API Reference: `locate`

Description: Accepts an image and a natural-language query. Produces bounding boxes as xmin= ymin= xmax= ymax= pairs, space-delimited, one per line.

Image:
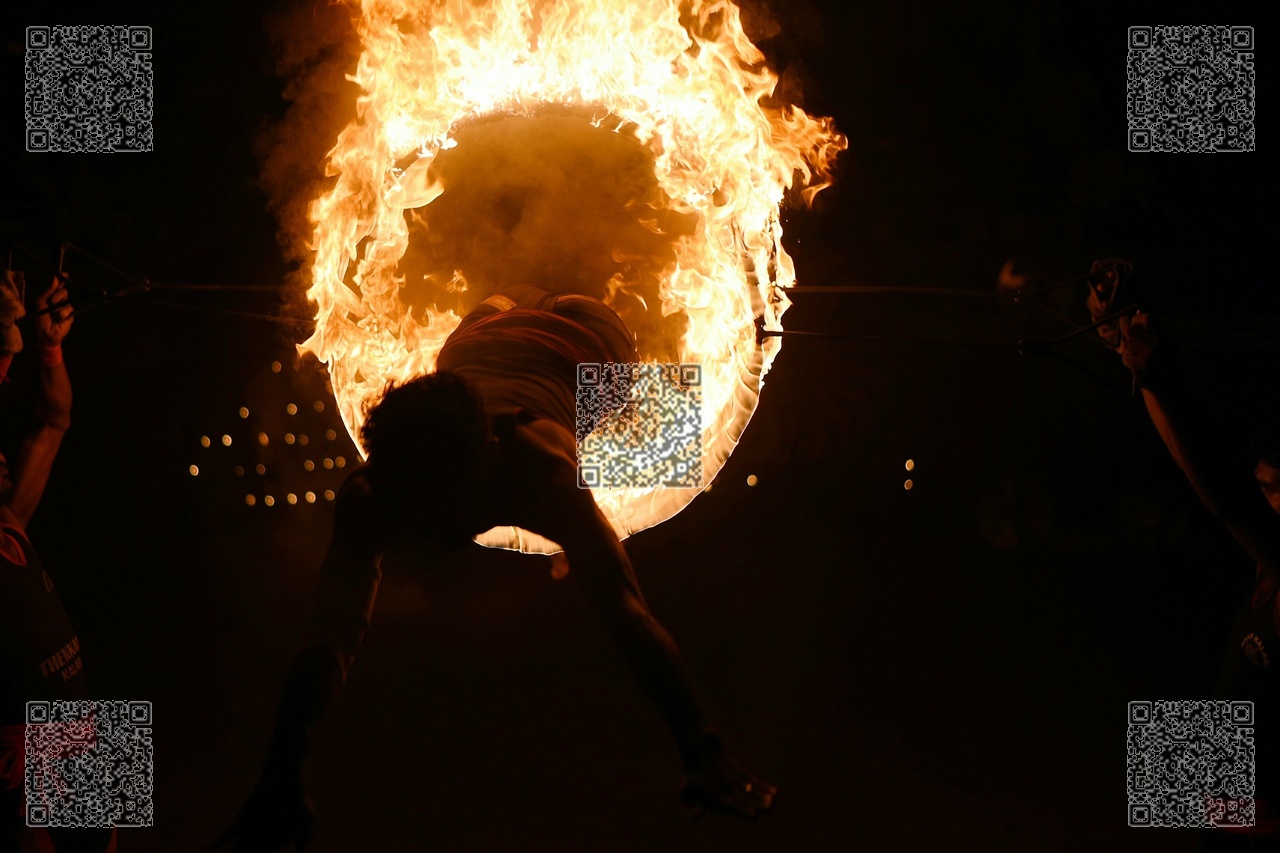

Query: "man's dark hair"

xmin=361 ymin=371 xmax=490 ymax=496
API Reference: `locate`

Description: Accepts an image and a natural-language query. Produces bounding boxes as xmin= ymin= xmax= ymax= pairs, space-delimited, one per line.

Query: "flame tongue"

xmin=301 ymin=0 xmax=846 ymax=552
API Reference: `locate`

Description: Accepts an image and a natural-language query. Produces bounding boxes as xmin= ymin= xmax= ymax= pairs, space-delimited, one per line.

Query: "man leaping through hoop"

xmin=219 ymin=283 xmax=776 ymax=852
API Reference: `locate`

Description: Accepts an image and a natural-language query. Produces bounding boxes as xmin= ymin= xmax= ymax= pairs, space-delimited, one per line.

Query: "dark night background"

xmin=1 ymin=0 xmax=1276 ymax=850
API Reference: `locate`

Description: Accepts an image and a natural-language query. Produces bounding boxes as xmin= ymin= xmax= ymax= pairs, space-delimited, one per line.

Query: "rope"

xmin=130 ymin=297 xmax=309 ymax=325
xmin=12 ymin=240 xmax=1140 ymax=389
xmin=785 ymin=285 xmax=998 ymax=298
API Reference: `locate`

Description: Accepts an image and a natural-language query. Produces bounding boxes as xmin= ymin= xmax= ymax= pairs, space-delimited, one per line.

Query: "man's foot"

xmin=679 ymin=736 xmax=777 ymax=818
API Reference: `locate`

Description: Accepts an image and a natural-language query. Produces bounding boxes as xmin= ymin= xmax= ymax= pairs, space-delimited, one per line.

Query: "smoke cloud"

xmin=400 ymin=113 xmax=696 ymax=362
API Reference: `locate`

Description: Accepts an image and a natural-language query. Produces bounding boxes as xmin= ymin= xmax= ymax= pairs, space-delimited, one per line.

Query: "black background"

xmin=1 ymin=1 xmax=1275 ymax=850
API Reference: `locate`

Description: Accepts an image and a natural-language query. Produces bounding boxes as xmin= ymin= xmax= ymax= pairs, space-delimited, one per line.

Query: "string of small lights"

xmin=187 ymin=357 xmax=356 ymax=510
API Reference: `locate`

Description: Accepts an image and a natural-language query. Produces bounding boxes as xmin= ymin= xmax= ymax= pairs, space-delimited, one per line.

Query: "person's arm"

xmin=527 ymin=424 xmax=774 ymax=816
xmin=1140 ymin=385 xmax=1280 ymax=574
xmin=1122 ymin=314 xmax=1280 ymax=575
xmin=559 ymin=491 xmax=719 ymax=761
xmin=10 ymin=277 xmax=73 ymax=530
xmin=217 ymin=470 xmax=388 ymax=852
xmin=268 ymin=471 xmax=387 ymax=767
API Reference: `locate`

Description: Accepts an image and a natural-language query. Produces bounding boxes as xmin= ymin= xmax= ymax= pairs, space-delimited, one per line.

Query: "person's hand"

xmin=679 ymin=736 xmax=777 ymax=819
xmin=214 ymin=754 xmax=314 ymax=853
xmin=35 ymin=277 xmax=73 ymax=348
xmin=1119 ymin=311 xmax=1158 ymax=379
xmin=1086 ymin=259 xmax=1134 ymax=349
xmin=0 ymin=270 xmax=26 ymax=354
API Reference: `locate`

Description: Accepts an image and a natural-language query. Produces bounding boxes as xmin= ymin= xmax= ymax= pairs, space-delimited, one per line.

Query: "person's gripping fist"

xmin=35 ymin=276 xmax=73 ymax=348
xmin=1086 ymin=259 xmax=1134 ymax=349
xmin=0 ymin=270 xmax=27 ymax=354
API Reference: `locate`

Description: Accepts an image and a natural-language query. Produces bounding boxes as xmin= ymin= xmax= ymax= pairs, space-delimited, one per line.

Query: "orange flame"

xmin=300 ymin=0 xmax=846 ymax=552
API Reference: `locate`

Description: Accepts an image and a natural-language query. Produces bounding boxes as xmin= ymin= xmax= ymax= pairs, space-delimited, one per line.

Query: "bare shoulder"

xmin=503 ymin=418 xmax=604 ymax=545
xmin=508 ymin=418 xmax=578 ymax=482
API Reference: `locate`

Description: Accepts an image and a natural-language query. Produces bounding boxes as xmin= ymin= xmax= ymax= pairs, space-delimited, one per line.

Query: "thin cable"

xmin=131 ymin=297 xmax=309 ymax=325
xmin=1036 ymin=304 xmax=1139 ymax=346
xmin=140 ymin=283 xmax=290 ymax=292
xmin=786 ymin=285 xmax=998 ymax=298
xmin=1036 ymin=271 xmax=1096 ymax=297
xmin=61 ymin=242 xmax=147 ymax=287
xmin=62 ymin=244 xmax=292 ymax=294
xmin=1026 ymin=300 xmax=1118 ymax=354
xmin=758 ymin=328 xmax=1021 ymax=349
xmin=1035 ymin=346 xmax=1133 ymax=399
xmin=7 ymin=243 xmax=90 ymax=290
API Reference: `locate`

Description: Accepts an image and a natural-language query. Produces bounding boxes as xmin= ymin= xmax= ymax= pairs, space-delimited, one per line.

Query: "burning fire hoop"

xmin=299 ymin=0 xmax=846 ymax=553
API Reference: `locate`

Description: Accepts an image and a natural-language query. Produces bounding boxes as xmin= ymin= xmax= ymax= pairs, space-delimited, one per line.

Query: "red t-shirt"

xmin=0 ymin=525 xmax=89 ymax=726
xmin=436 ymin=288 xmax=637 ymax=436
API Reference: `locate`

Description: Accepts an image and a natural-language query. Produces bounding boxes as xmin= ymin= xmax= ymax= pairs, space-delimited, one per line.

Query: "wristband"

xmin=40 ymin=344 xmax=63 ymax=367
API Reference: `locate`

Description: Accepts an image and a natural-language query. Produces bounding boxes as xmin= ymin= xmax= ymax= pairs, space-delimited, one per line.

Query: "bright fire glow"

xmin=299 ymin=0 xmax=846 ymax=552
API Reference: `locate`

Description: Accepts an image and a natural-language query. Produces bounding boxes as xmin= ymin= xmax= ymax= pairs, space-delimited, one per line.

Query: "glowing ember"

xmin=299 ymin=0 xmax=846 ymax=552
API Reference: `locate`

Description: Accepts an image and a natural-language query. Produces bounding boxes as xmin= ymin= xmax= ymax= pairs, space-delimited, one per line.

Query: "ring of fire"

xmin=299 ymin=0 xmax=846 ymax=553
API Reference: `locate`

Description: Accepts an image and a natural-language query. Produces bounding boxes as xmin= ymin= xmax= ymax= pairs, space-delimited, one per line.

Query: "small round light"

xmin=323 ymin=458 xmax=334 ymax=469
xmin=287 ymin=493 xmax=298 ymax=505
xmin=239 ymin=407 xmax=250 ymax=419
xmin=904 ymin=479 xmax=914 ymax=491
xmin=188 ymin=465 xmax=199 ymax=477
xmin=255 ymin=464 xmax=266 ymax=475
xmin=264 ymin=495 xmax=276 ymax=507
xmin=325 ymin=429 xmax=337 ymax=441
xmin=234 ymin=466 xmax=245 ymax=477
xmin=286 ymin=403 xmax=298 ymax=415
xmin=335 ymin=456 xmax=346 ymax=468
xmin=271 ymin=360 xmax=282 ymax=373
xmin=305 ymin=491 xmax=317 ymax=504
xmin=221 ymin=435 xmax=232 ymax=447
xmin=323 ymin=490 xmax=335 ymax=501
xmin=313 ymin=400 xmax=325 ymax=412
xmin=746 ymin=474 xmax=758 ymax=487
xmin=200 ymin=436 xmax=211 ymax=448
xmin=304 ymin=460 xmax=315 ymax=472
xmin=298 ymin=434 xmax=309 ymax=446
xmin=258 ymin=433 xmax=269 ymax=447
xmin=245 ymin=494 xmax=256 ymax=507
xmin=285 ymin=434 xmax=296 ymax=445
xmin=905 ymin=459 xmax=915 ymax=472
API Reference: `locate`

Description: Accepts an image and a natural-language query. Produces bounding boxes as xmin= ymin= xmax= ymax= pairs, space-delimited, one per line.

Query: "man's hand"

xmin=1119 ymin=311 xmax=1158 ymax=379
xmin=35 ymin=276 xmax=73 ymax=347
xmin=214 ymin=754 xmax=315 ymax=853
xmin=678 ymin=734 xmax=777 ymax=819
xmin=1086 ymin=258 xmax=1134 ymax=349
xmin=0 ymin=270 xmax=26 ymax=354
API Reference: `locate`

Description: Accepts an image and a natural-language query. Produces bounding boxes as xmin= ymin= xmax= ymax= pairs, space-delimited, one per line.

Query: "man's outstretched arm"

xmin=269 ymin=471 xmax=387 ymax=766
xmin=1120 ymin=314 xmax=1280 ymax=576
xmin=551 ymin=478 xmax=776 ymax=817
xmin=9 ymin=277 xmax=73 ymax=530
xmin=217 ymin=470 xmax=388 ymax=853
